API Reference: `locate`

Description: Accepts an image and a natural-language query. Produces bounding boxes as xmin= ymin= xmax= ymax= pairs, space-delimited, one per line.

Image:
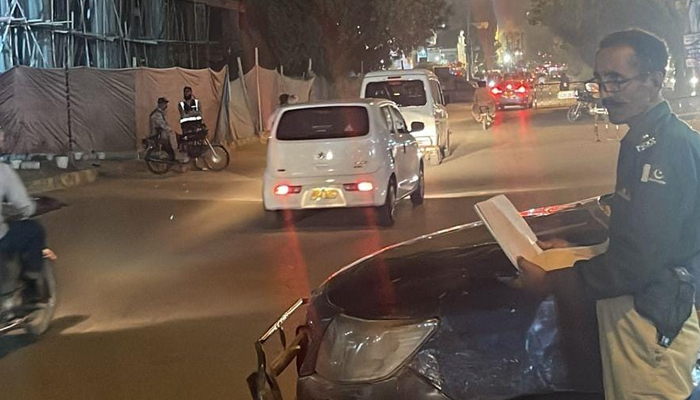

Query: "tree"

xmin=256 ymin=0 xmax=449 ymax=80
xmin=528 ymin=0 xmax=687 ymax=90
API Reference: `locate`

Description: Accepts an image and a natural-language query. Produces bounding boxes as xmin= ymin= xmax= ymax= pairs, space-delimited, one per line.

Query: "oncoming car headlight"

xmin=315 ymin=314 xmax=438 ymax=382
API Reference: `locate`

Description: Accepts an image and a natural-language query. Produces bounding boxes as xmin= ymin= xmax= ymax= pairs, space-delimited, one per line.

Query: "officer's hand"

xmin=537 ymin=238 xmax=572 ymax=250
xmin=505 ymin=257 xmax=550 ymax=297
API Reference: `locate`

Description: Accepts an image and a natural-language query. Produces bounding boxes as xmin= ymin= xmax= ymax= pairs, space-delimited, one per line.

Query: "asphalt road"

xmin=0 ymin=104 xmax=622 ymax=400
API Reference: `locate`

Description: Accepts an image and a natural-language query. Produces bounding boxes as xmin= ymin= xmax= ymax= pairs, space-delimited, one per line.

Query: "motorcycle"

xmin=472 ymin=103 xmax=496 ymax=131
xmin=567 ymin=89 xmax=608 ymax=123
xmin=0 ymin=197 xmax=60 ymax=338
xmin=478 ymin=105 xmax=494 ymax=130
xmin=143 ymin=122 xmax=230 ymax=175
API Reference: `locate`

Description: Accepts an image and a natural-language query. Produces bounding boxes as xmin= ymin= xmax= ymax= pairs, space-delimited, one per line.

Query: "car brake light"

xmin=516 ymin=86 xmax=527 ymax=94
xmin=274 ymin=185 xmax=301 ymax=195
xmin=344 ymin=182 xmax=374 ymax=192
xmin=491 ymin=87 xmax=503 ymax=95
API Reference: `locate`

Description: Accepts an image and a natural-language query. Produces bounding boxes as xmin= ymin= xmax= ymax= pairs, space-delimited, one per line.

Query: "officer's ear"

xmin=647 ymin=71 xmax=664 ymax=90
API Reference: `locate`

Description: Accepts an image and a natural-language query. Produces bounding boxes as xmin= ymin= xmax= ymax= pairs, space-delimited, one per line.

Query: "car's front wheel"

xmin=377 ymin=179 xmax=397 ymax=227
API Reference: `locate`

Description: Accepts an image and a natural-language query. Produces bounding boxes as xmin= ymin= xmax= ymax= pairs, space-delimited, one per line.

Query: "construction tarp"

xmin=0 ymin=66 xmax=229 ymax=154
xmin=224 ymin=66 xmax=316 ymax=139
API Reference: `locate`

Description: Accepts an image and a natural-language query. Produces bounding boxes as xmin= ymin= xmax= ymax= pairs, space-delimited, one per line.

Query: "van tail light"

xmin=516 ymin=86 xmax=527 ymax=94
xmin=274 ymin=184 xmax=302 ymax=195
xmin=344 ymin=182 xmax=374 ymax=192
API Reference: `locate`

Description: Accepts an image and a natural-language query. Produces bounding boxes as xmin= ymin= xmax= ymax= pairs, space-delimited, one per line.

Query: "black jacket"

xmin=552 ymin=101 xmax=700 ymax=341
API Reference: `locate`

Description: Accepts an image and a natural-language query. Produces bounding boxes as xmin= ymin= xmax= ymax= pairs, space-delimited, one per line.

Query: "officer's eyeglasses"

xmin=585 ymin=73 xmax=649 ymax=93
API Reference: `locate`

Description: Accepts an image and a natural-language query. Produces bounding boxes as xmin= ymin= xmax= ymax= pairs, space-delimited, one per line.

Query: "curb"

xmin=25 ymin=168 xmax=99 ymax=194
xmin=233 ymin=136 xmax=264 ymax=147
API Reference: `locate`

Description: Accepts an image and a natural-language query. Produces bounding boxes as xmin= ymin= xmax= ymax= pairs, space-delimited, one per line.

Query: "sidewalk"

xmin=16 ymin=159 xmax=127 ymax=194
xmin=16 ymin=140 xmax=267 ymax=194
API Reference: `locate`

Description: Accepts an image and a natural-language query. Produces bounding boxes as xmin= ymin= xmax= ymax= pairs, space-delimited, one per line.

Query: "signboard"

xmin=685 ymin=33 xmax=700 ymax=68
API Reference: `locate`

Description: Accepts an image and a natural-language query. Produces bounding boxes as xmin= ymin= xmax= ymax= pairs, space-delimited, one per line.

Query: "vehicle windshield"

xmin=365 ymin=80 xmax=427 ymax=107
xmin=276 ymin=106 xmax=370 ymax=140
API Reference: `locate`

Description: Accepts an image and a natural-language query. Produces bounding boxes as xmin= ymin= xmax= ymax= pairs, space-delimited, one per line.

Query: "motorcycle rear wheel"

xmin=145 ymin=147 xmax=172 ymax=175
xmin=24 ymin=261 xmax=57 ymax=337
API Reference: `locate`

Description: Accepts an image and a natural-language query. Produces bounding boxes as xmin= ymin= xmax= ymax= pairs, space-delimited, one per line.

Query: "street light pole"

xmin=466 ymin=0 xmax=473 ymax=80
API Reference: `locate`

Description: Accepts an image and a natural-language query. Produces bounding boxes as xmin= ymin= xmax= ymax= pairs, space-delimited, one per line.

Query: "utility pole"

xmin=466 ymin=0 xmax=472 ymax=80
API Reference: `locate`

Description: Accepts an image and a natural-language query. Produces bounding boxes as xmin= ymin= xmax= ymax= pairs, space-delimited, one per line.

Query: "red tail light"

xmin=516 ymin=86 xmax=527 ymax=94
xmin=344 ymin=182 xmax=374 ymax=192
xmin=274 ymin=185 xmax=302 ymax=195
xmin=491 ymin=87 xmax=503 ymax=95
xmin=506 ymin=84 xmax=513 ymax=90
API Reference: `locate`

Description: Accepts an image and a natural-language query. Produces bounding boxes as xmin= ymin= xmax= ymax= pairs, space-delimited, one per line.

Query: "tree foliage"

xmin=256 ymin=0 xmax=448 ymax=80
xmin=528 ymin=0 xmax=685 ymax=80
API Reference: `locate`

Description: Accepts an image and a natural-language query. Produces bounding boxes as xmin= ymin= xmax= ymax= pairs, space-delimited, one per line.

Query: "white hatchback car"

xmin=263 ymin=99 xmax=425 ymax=227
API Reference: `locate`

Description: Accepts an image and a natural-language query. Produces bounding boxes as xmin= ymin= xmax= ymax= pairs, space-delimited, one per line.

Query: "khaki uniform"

xmin=597 ymin=296 xmax=699 ymax=400
xmin=149 ymin=107 xmax=181 ymax=159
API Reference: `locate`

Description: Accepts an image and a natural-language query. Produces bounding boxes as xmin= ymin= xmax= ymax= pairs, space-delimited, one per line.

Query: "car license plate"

xmin=311 ymin=188 xmax=339 ymax=201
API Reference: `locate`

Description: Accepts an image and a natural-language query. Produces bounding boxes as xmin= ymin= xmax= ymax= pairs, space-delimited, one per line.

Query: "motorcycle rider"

xmin=149 ymin=97 xmax=189 ymax=163
xmin=0 ymin=152 xmax=47 ymax=301
xmin=472 ymin=80 xmax=496 ymax=121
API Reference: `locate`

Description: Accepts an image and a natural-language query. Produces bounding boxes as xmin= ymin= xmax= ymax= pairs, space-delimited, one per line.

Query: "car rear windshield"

xmin=276 ymin=106 xmax=370 ymax=140
xmin=365 ymin=80 xmax=427 ymax=107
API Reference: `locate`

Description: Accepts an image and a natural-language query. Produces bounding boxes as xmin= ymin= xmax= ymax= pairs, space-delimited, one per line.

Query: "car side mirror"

xmin=411 ymin=122 xmax=425 ymax=133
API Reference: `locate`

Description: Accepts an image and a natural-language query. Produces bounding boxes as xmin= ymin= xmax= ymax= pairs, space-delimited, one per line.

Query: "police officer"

xmin=149 ymin=97 xmax=188 ymax=163
xmin=178 ymin=86 xmax=203 ymax=136
xmin=513 ymin=29 xmax=700 ymax=400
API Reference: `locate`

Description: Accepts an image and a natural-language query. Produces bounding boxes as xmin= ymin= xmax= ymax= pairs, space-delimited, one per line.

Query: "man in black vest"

xmin=178 ymin=87 xmax=203 ymax=136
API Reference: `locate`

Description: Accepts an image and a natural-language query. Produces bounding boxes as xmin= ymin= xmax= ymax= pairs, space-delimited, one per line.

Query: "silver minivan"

xmin=361 ymin=69 xmax=451 ymax=165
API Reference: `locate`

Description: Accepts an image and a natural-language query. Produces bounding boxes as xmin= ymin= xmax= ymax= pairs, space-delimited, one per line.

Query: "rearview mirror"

xmin=411 ymin=122 xmax=425 ymax=133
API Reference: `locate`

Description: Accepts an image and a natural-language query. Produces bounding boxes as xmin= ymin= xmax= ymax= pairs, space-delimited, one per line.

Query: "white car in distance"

xmin=263 ymin=99 xmax=425 ymax=227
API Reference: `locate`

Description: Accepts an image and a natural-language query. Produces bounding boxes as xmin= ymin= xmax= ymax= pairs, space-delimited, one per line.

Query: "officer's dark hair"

xmin=183 ymin=86 xmax=193 ymax=92
xmin=598 ymin=29 xmax=668 ymax=75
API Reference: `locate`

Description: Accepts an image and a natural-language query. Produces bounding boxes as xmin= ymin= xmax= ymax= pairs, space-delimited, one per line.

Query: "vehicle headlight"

xmin=315 ymin=314 xmax=438 ymax=382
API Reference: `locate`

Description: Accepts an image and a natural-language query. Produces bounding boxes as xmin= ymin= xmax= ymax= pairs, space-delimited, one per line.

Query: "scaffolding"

xmin=0 ymin=0 xmax=239 ymax=72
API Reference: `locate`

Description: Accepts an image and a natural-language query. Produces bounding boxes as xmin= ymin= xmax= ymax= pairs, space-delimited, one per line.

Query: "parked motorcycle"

xmin=0 ymin=196 xmax=60 ymax=338
xmin=567 ymin=89 xmax=608 ymax=122
xmin=143 ymin=123 xmax=230 ymax=175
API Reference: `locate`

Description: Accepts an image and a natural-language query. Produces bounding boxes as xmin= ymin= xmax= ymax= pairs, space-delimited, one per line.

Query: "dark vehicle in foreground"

xmin=249 ymin=195 xmax=700 ymax=400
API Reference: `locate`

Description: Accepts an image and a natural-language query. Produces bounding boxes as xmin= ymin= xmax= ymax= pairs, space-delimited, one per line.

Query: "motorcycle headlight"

xmin=315 ymin=314 xmax=438 ymax=382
